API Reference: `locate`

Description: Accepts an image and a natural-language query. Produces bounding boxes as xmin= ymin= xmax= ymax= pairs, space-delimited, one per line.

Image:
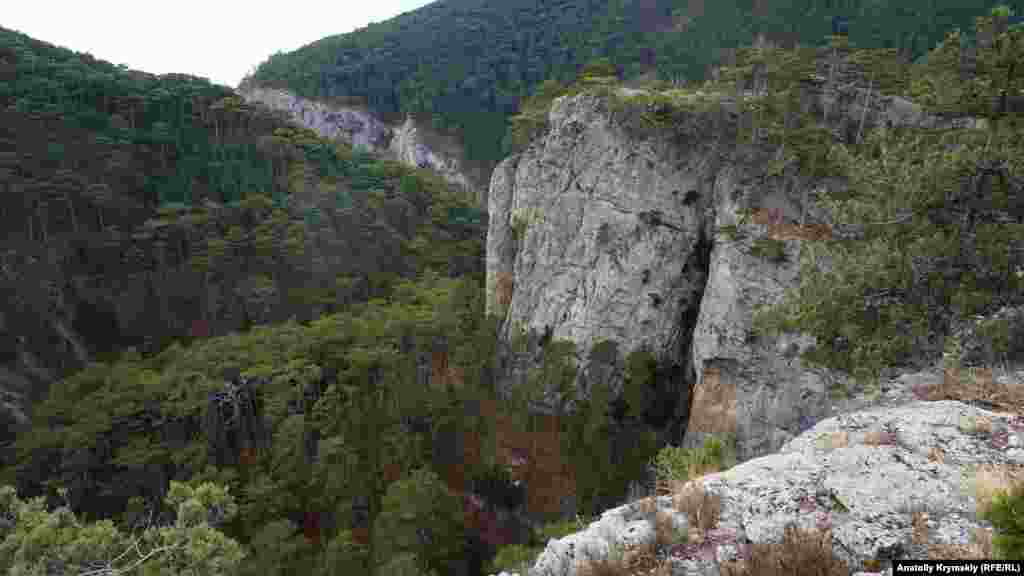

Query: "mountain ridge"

xmin=1 ymin=3 xmax=1023 ymax=575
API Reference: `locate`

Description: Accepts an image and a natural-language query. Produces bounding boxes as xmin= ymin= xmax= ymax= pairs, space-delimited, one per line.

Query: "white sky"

xmin=3 ymin=0 xmax=436 ymax=89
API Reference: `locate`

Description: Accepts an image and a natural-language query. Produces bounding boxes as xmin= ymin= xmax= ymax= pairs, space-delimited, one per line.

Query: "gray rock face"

xmin=489 ymin=92 xmax=712 ymax=417
xmin=493 ymin=394 xmax=1024 ymax=576
xmin=389 ymin=116 xmax=478 ymax=201
xmin=239 ymin=86 xmax=480 ymax=202
xmin=486 ymin=74 xmax=988 ymax=462
xmin=238 ymin=87 xmax=393 ymax=152
xmin=485 ymin=77 xmax=1015 ymax=571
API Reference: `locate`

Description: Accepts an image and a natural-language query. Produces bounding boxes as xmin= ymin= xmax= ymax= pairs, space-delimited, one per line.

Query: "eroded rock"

xmin=239 ymin=86 xmax=481 ymax=202
xmin=486 ymin=70 xmax=989 ymax=464
xmin=493 ymin=397 xmax=1024 ymax=576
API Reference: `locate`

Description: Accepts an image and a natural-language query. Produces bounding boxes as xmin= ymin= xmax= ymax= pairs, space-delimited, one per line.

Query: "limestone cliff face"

xmin=487 ymin=77 xmax=983 ymax=462
xmin=488 ymin=90 xmax=713 ymax=434
xmin=389 ymin=116 xmax=478 ymax=199
xmin=238 ymin=86 xmax=393 ymax=152
xmin=239 ymin=86 xmax=481 ymax=203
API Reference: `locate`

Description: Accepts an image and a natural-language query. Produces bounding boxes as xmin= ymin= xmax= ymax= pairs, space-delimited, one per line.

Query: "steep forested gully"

xmin=1 ymin=1 xmax=1023 ymax=574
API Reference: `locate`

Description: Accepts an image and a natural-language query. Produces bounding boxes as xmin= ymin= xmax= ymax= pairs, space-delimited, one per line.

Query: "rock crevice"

xmin=485 ymin=79 xmax=986 ymax=467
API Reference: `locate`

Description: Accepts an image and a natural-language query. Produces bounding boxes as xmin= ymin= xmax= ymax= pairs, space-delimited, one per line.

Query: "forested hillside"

xmin=0 ymin=23 xmax=635 ymax=576
xmin=249 ymin=0 xmax=1024 ymax=171
xmin=0 ymin=22 xmax=485 ymax=416
xmin=2 ymin=2 xmax=1023 ymax=575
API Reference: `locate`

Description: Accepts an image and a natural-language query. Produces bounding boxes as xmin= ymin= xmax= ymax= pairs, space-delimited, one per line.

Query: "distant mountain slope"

xmin=248 ymin=0 xmax=1024 ymax=172
xmin=0 ymin=25 xmax=484 ymax=447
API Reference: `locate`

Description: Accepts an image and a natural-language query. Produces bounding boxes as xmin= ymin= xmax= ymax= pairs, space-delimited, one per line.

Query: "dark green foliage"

xmin=376 ymin=467 xmax=468 ymax=574
xmin=750 ymin=238 xmax=788 ymax=263
xmin=624 ymin=348 xmax=658 ymax=418
xmin=651 ymin=436 xmax=737 ymax=484
xmin=579 ymin=57 xmax=619 ymax=81
xmin=505 ymin=78 xmax=582 ymax=154
xmin=980 ymin=481 xmax=1024 ymax=559
xmin=489 ymin=543 xmax=539 ymax=575
xmin=0 ymin=481 xmax=245 ymax=576
xmin=745 ymin=10 xmax=1024 ymax=384
xmin=1 ymin=27 xmax=489 ymax=561
xmin=9 ymin=273 xmax=500 ymax=575
xmin=8 ymin=5 xmax=1024 ymax=576
xmin=235 ymin=520 xmax=320 ymax=576
xmin=248 ymin=0 xmax=1024 ymax=170
xmin=589 ymin=339 xmax=620 ymax=365
xmin=0 ymin=26 xmax=278 ymax=211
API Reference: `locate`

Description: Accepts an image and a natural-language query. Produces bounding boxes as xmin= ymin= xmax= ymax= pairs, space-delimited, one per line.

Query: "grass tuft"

xmin=719 ymin=523 xmax=851 ymax=576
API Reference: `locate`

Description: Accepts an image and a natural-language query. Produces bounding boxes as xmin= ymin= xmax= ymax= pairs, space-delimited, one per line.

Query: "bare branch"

xmin=77 ymin=541 xmax=185 ymax=576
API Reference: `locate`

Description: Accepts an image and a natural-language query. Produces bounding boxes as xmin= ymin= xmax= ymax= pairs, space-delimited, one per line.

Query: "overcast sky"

xmin=4 ymin=0 xmax=435 ymax=88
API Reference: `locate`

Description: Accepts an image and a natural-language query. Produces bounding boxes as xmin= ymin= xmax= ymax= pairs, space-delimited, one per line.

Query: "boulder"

xmin=492 ymin=393 xmax=1024 ymax=576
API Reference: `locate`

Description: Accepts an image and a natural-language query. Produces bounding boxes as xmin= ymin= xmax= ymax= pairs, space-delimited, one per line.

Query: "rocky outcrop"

xmin=488 ymin=90 xmax=719 ymax=428
xmin=390 ymin=115 xmax=478 ymax=200
xmin=492 ymin=389 xmax=1024 ymax=576
xmin=238 ymin=86 xmax=393 ymax=152
xmin=239 ymin=86 xmax=481 ymax=203
xmin=486 ymin=68 xmax=990 ymax=464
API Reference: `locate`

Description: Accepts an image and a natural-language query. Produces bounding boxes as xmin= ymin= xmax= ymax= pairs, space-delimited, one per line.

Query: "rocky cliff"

xmin=493 ymin=372 xmax=1024 ymax=576
xmin=485 ymin=61 xmax=990 ymax=464
xmin=239 ymin=86 xmax=482 ymax=204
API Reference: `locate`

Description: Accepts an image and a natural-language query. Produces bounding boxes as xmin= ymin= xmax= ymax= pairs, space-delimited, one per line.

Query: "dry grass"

xmin=569 ymin=358 xmax=1023 ymax=576
xmin=635 ymin=495 xmax=658 ymax=517
xmin=719 ymin=524 xmax=851 ymax=576
xmin=576 ymin=541 xmax=662 ymax=576
xmin=672 ymin=482 xmax=723 ymax=537
xmin=750 ymin=207 xmax=832 ymax=241
xmin=900 ymin=464 xmax=1023 ymax=562
xmin=575 ymin=455 xmax=1022 ymax=576
xmin=495 ymin=271 xmax=514 ymax=313
xmin=920 ymin=526 xmax=995 ymax=560
xmin=911 ymin=510 xmax=930 ymax=545
xmin=972 ymin=463 xmax=1024 ymax=513
xmin=913 ymin=365 xmax=1024 ymax=415
xmin=686 ymin=367 xmax=737 ymax=440
xmin=861 ymin=558 xmax=883 ymax=572
xmin=653 ymin=509 xmax=683 ymax=550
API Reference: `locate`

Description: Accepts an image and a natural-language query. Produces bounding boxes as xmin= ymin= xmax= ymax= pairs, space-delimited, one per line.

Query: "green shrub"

xmin=0 ymin=481 xmax=245 ymax=576
xmin=750 ymin=237 xmax=787 ymax=263
xmin=375 ymin=467 xmax=467 ymax=575
xmin=488 ymin=514 xmax=596 ymax=574
xmin=588 ymin=339 xmax=620 ymax=365
xmin=717 ymin=224 xmax=745 ymax=241
xmin=980 ymin=480 xmax=1024 ymax=559
xmin=539 ymin=514 xmax=593 ymax=542
xmin=623 ymin=349 xmax=658 ymax=418
xmin=652 ymin=436 xmax=736 ymax=484
xmin=489 ymin=543 xmax=542 ymax=574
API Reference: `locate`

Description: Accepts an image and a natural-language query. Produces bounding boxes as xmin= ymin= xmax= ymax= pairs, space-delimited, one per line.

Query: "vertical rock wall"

xmin=485 ymin=85 xmax=884 ymax=464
